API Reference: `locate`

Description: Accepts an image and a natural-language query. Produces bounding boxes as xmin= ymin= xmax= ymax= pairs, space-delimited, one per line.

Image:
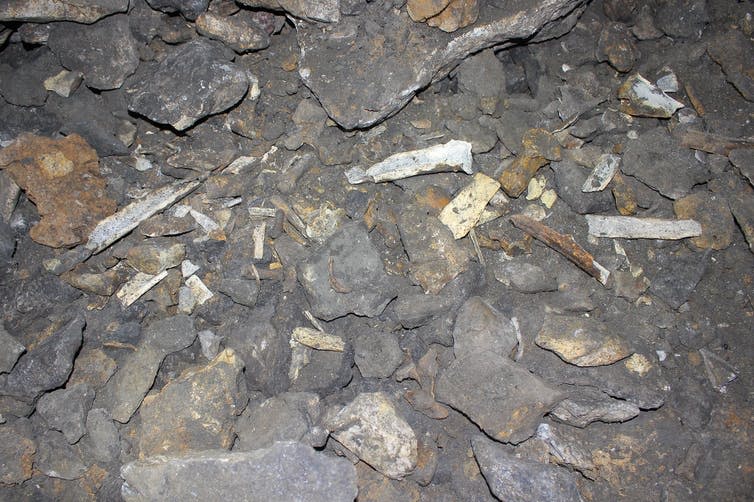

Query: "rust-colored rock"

xmin=674 ymin=192 xmax=736 ymax=250
xmin=597 ymin=22 xmax=637 ymax=72
xmin=0 ymin=134 xmax=116 ymax=248
xmin=408 ymin=0 xmax=478 ymax=32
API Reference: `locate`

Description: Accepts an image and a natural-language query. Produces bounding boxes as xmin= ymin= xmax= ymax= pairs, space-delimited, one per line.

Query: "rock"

xmin=121 ymin=442 xmax=357 ymax=502
xmin=707 ymin=29 xmax=754 ymax=102
xmin=195 ymin=11 xmax=270 ymax=53
xmin=0 ymin=133 xmax=117 ymax=248
xmin=596 ymin=22 xmax=637 ymax=72
xmin=353 ymin=331 xmax=403 ymax=379
xmin=36 ymin=384 xmax=95 ymax=444
xmin=94 ymin=315 xmax=196 ymax=423
xmin=439 ymin=173 xmax=501 ymax=239
xmin=126 ymin=242 xmax=186 ymax=274
xmin=35 ymin=430 xmax=88 ymax=480
xmin=235 ymin=392 xmax=325 ymax=450
xmin=494 ymin=259 xmax=559 ymax=293
xmin=217 ymin=278 xmax=259 ymax=307
xmin=48 ymin=15 xmax=138 ymax=90
xmin=730 ymin=148 xmax=754 ymax=186
xmin=0 ymin=315 xmax=83 ymax=403
xmin=126 ymin=39 xmax=249 ymax=130
xmin=456 ymin=49 xmax=504 ymax=114
xmin=0 ymin=47 xmax=58 ymax=107
xmin=296 ymin=0 xmax=589 ymax=129
xmin=536 ymin=315 xmax=633 ymax=367
xmin=0 ymin=0 xmax=127 ymax=23
xmin=472 ymin=436 xmax=583 ymax=502
xmin=621 ymin=127 xmax=709 ymax=199
xmin=391 ymin=288 xmax=456 ymax=329
xmin=550 ymin=388 xmax=641 ymax=427
xmin=44 ymin=69 xmax=83 ymax=98
xmin=436 ymin=352 xmax=564 ymax=444
xmin=82 ymin=409 xmax=120 ymax=464
xmin=452 ymin=296 xmax=518 ymax=359
xmin=237 ymin=0 xmax=339 ymax=23
xmin=0 ymin=325 xmax=25 ymax=374
xmin=617 ymin=74 xmax=685 ymax=118
xmin=674 ymin=192 xmax=736 ymax=250
xmin=551 ymin=160 xmax=614 ymax=214
xmin=289 ymin=341 xmax=353 ymax=395
xmin=60 ymin=267 xmax=128 ymax=296
xmin=136 ymin=349 xmax=248 ymax=457
xmin=397 ymin=206 xmax=470 ymax=294
xmin=409 ymin=0 xmax=479 ymax=32
xmin=654 ymin=0 xmax=708 ymax=39
xmin=298 ymin=222 xmax=399 ymax=320
xmin=145 ymin=0 xmax=208 ymax=20
xmin=326 ymin=392 xmax=418 ymax=479
xmin=0 ymin=422 xmax=35 ymax=484
xmin=645 ymin=245 xmax=710 ymax=309
xmin=531 ymin=423 xmax=596 ymax=479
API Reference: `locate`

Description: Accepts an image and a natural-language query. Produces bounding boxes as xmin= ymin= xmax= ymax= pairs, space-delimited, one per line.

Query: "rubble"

xmin=439 ymin=173 xmax=500 ymax=239
xmin=536 ymin=315 xmax=633 ymax=367
xmin=618 ymin=73 xmax=685 ymax=118
xmin=586 ymin=215 xmax=702 ymax=240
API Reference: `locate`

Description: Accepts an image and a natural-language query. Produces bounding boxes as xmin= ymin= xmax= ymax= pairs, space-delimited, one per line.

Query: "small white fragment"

xmin=526 ymin=176 xmax=546 ymax=200
xmin=133 ymin=156 xmax=153 ymax=172
xmin=116 ymin=271 xmax=168 ymax=307
xmin=222 ymin=197 xmax=243 ymax=208
xmin=345 ymin=139 xmax=473 ymax=184
xmin=586 ymin=215 xmax=702 ymax=240
xmin=656 ymin=350 xmax=667 ymax=362
xmin=198 ymin=330 xmax=221 ymax=360
xmin=582 ymin=154 xmax=620 ymax=192
xmin=177 ymin=285 xmax=196 ymax=314
xmin=248 ymin=207 xmax=278 ymax=218
xmin=173 ymin=205 xmax=191 ymax=218
xmin=189 ymin=209 xmax=221 ymax=234
xmin=439 ymin=173 xmax=501 ymax=239
xmin=252 ymin=222 xmax=266 ymax=260
xmin=225 ymin=155 xmax=259 ymax=174
xmin=656 ymin=67 xmax=679 ymax=93
xmin=291 ymin=326 xmax=345 ymax=352
xmin=620 ymin=73 xmax=684 ymax=117
xmin=185 ymin=275 xmax=214 ymax=305
xmin=181 ymin=259 xmax=200 ymax=278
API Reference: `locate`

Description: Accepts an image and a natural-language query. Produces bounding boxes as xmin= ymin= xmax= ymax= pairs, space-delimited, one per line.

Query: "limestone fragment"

xmin=586 ymin=215 xmax=702 ymax=240
xmin=0 ymin=326 xmax=25 ymax=374
xmin=550 ymin=390 xmax=640 ymax=427
xmin=0 ymin=0 xmax=128 ymax=23
xmin=0 ymin=134 xmax=116 ymax=248
xmin=439 ymin=173 xmax=500 ymax=239
xmin=345 ymin=140 xmax=473 ymax=185
xmin=291 ymin=327 xmax=345 ymax=352
xmin=618 ymin=73 xmax=684 ymax=118
xmin=195 ymin=11 xmax=270 ymax=53
xmin=326 ymin=392 xmax=418 ymax=479
xmin=116 ymin=271 xmax=168 ymax=307
xmin=43 ymin=70 xmax=83 ymax=98
xmin=582 ymin=154 xmax=620 ymax=192
xmin=536 ymin=315 xmax=632 ymax=367
xmin=184 ymin=275 xmax=214 ymax=305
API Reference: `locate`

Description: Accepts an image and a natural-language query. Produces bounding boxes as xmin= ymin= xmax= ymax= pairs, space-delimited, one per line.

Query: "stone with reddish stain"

xmin=0 ymin=134 xmax=116 ymax=248
xmin=0 ymin=421 xmax=35 ymax=484
xmin=674 ymin=192 xmax=736 ymax=250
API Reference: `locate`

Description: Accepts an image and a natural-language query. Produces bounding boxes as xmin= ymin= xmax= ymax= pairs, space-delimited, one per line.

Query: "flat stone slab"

xmin=296 ymin=0 xmax=588 ymax=128
xmin=536 ymin=315 xmax=633 ymax=367
xmin=0 ymin=0 xmax=128 ymax=23
xmin=120 ymin=442 xmax=357 ymax=502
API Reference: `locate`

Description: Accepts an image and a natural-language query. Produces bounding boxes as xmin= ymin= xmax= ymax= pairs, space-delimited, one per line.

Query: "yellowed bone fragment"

xmin=439 ymin=173 xmax=500 ymax=239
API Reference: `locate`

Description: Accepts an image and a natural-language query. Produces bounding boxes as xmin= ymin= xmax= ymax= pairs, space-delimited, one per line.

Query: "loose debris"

xmin=586 ymin=215 xmax=702 ymax=240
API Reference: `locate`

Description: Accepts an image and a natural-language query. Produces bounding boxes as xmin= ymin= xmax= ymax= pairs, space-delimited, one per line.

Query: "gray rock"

xmin=195 ymin=10 xmax=270 ymax=53
xmin=298 ymin=222 xmax=399 ymax=320
xmin=325 ymin=392 xmax=417 ymax=480
xmin=452 ymin=296 xmax=518 ymax=359
xmin=0 ymin=315 xmax=83 ymax=403
xmin=551 ymin=161 xmax=614 ymax=214
xmin=536 ymin=315 xmax=633 ymax=367
xmin=550 ymin=388 xmax=640 ymax=427
xmin=0 ymin=325 xmax=24 ymax=374
xmin=217 ymin=278 xmax=259 ymax=307
xmin=472 ymin=436 xmax=584 ymax=502
xmin=654 ymin=0 xmax=708 ymax=39
xmin=235 ymin=392 xmax=324 ymax=451
xmin=198 ymin=330 xmax=222 ymax=360
xmin=94 ymin=315 xmax=196 ymax=423
xmin=621 ymin=127 xmax=709 ymax=200
xmin=145 ymin=0 xmax=209 ymax=20
xmin=0 ymin=47 xmax=58 ymax=106
xmin=82 ymin=408 xmax=120 ymax=464
xmin=289 ymin=343 xmax=354 ymax=395
xmin=0 ymin=0 xmax=127 ymax=23
xmin=456 ymin=48 xmax=505 ymax=115
xmin=36 ymin=384 xmax=95 ymax=444
xmin=645 ymin=246 xmax=710 ymax=309
xmin=353 ymin=331 xmax=403 ymax=379
xmin=0 ymin=421 xmax=35 ymax=484
xmin=35 ymin=430 xmax=88 ymax=480
xmin=136 ymin=349 xmax=247 ymax=457
xmin=237 ymin=0 xmax=339 ymax=23
xmin=126 ymin=39 xmax=249 ymax=130
xmin=296 ymin=0 xmax=588 ymax=128
xmin=0 ymin=222 xmax=15 ymax=263
xmin=436 ymin=352 xmax=564 ymax=444
xmin=495 ymin=259 xmax=559 ymax=293
xmin=48 ymin=14 xmax=139 ymax=90
xmin=120 ymin=442 xmax=358 ymax=502
xmin=392 ymin=289 xmax=456 ymax=329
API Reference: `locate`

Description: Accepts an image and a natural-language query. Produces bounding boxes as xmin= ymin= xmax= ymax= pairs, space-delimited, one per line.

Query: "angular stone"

xmin=298 ymin=222 xmax=399 ymax=320
xmin=398 ymin=206 xmax=470 ymax=294
xmin=353 ymin=331 xmax=403 ymax=379
xmin=36 ymin=430 xmax=88 ymax=480
xmin=427 ymin=0 xmax=479 ymax=32
xmin=196 ymin=11 xmax=270 ymax=53
xmin=296 ymin=0 xmax=588 ymax=129
xmin=235 ymin=392 xmax=324 ymax=451
xmin=0 ymin=315 xmax=83 ymax=402
xmin=452 ymin=296 xmax=518 ymax=360
xmin=550 ymin=389 xmax=640 ymax=427
xmin=126 ymin=39 xmax=249 ymax=130
xmin=551 ymin=160 xmax=614 ymax=214
xmin=472 ymin=436 xmax=583 ymax=502
xmin=456 ymin=48 xmax=504 ymax=114
xmin=94 ymin=315 xmax=196 ymax=423
xmin=499 ymin=154 xmax=549 ymax=198
xmin=60 ymin=267 xmax=128 ymax=297
xmin=237 ymin=0 xmax=339 ymax=23
xmin=596 ymin=22 xmax=637 ymax=72
xmin=0 ymin=422 xmax=35 ymax=484
xmin=494 ymin=260 xmax=558 ymax=294
xmin=645 ymin=245 xmax=709 ymax=309
xmin=0 ymin=47 xmax=58 ymax=107
xmin=674 ymin=192 xmax=736 ymax=250
xmin=621 ymin=127 xmax=708 ymax=199
xmin=44 ymin=69 xmax=83 ymax=98
xmin=82 ymin=409 xmax=120 ymax=464
xmin=618 ymin=74 xmax=685 ymax=118
xmin=121 ymin=442 xmax=357 ymax=502
xmin=217 ymin=278 xmax=259 ymax=307
xmin=126 ymin=242 xmax=186 ymax=275
xmin=137 ymin=349 xmax=247 ymax=458
xmin=0 ymin=325 xmax=25 ymax=374
xmin=48 ymin=15 xmax=138 ymax=90
xmin=0 ymin=134 xmax=117 ymax=248
xmin=0 ymin=0 xmax=127 ymax=23
xmin=326 ymin=392 xmax=417 ymax=480
xmin=439 ymin=173 xmax=500 ymax=239
xmin=655 ymin=0 xmax=708 ymax=39
xmin=145 ymin=0 xmax=208 ymax=20
xmin=289 ymin=342 xmax=353 ymax=395
xmin=436 ymin=352 xmax=564 ymax=444
xmin=36 ymin=384 xmax=96 ymax=444
xmin=729 ymin=184 xmax=754 ymax=253
xmin=408 ymin=0 xmax=452 ymax=21
xmin=708 ymin=30 xmax=754 ymax=102
xmin=536 ymin=315 xmax=632 ymax=367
